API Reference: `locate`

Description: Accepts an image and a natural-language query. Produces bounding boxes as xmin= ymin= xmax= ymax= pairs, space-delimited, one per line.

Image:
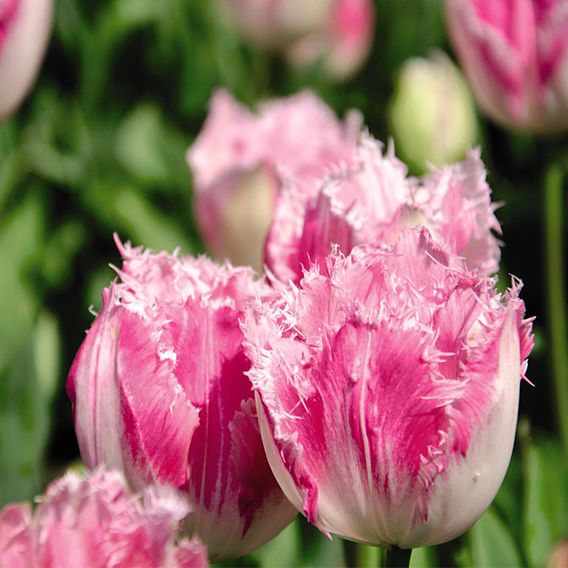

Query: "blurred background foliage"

xmin=0 ymin=0 xmax=567 ymax=566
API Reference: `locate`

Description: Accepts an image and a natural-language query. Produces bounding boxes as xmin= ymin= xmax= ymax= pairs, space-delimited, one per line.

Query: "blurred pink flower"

xmin=243 ymin=229 xmax=534 ymax=548
xmin=187 ymin=89 xmax=360 ymax=270
xmin=66 ymin=237 xmax=296 ymax=560
xmin=0 ymin=469 xmax=207 ymax=567
xmin=445 ymin=0 xmax=568 ymax=133
xmin=0 ymin=0 xmax=52 ymax=119
xmin=265 ymin=135 xmax=501 ymax=284
xmin=286 ymin=0 xmax=375 ymax=81
xmin=217 ymin=0 xmax=334 ymax=48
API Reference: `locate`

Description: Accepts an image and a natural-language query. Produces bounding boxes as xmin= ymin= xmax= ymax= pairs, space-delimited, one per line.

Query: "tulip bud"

xmin=66 ymin=238 xmax=297 ymax=560
xmin=445 ymin=0 xmax=568 ymax=133
xmin=187 ymin=89 xmax=360 ymax=271
xmin=243 ymin=228 xmax=534 ymax=549
xmin=0 ymin=0 xmax=53 ymax=119
xmin=0 ymin=469 xmax=208 ymax=567
xmin=217 ymin=0 xmax=334 ymax=48
xmin=286 ymin=0 xmax=375 ymax=81
xmin=388 ymin=51 xmax=478 ymax=172
xmin=265 ymin=134 xmax=501 ymax=284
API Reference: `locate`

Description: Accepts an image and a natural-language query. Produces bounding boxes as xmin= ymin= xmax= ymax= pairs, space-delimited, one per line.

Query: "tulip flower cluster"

xmin=0 ymin=469 xmax=207 ymax=567
xmin=57 ymin=88 xmax=536 ymax=562
xmin=0 ymin=1 xmax=546 ymax=565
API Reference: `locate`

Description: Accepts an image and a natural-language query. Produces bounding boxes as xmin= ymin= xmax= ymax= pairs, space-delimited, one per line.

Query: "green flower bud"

xmin=388 ymin=50 xmax=478 ymax=173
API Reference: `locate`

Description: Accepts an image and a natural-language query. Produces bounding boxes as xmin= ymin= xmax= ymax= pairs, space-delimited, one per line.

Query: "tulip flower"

xmin=388 ymin=51 xmax=478 ymax=172
xmin=216 ymin=0 xmax=334 ymax=49
xmin=188 ymin=89 xmax=360 ymax=270
xmin=0 ymin=0 xmax=53 ymax=119
xmin=66 ymin=237 xmax=297 ymax=560
xmin=243 ymin=228 xmax=534 ymax=549
xmin=445 ymin=0 xmax=568 ymax=133
xmin=265 ymin=135 xmax=501 ymax=284
xmin=286 ymin=0 xmax=375 ymax=81
xmin=0 ymin=468 xmax=208 ymax=567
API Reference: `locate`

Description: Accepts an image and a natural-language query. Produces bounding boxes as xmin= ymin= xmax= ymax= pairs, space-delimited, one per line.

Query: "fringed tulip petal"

xmin=244 ymin=229 xmax=533 ymax=548
xmin=0 ymin=504 xmax=33 ymax=567
xmin=265 ymin=136 xmax=501 ymax=282
xmin=67 ymin=239 xmax=296 ymax=560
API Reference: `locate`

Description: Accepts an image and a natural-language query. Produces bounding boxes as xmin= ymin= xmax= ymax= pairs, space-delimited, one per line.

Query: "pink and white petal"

xmin=67 ymin=287 xmax=129 ymax=475
xmin=0 ymin=0 xmax=53 ymax=119
xmin=187 ymin=90 xmax=261 ymax=189
xmin=171 ymin=538 xmax=209 ymax=568
xmin=0 ymin=503 xmax=33 ymax=567
xmin=400 ymin=308 xmax=522 ymax=547
xmin=116 ymin=310 xmax=200 ymax=489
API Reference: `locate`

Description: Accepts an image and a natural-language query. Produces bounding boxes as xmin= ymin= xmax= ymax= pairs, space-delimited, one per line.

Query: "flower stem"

xmin=342 ymin=540 xmax=375 ymax=567
xmin=385 ymin=546 xmax=412 ymax=568
xmin=544 ymin=163 xmax=568 ymax=455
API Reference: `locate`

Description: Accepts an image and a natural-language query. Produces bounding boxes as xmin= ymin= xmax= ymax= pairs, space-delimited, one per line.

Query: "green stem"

xmin=343 ymin=540 xmax=360 ymax=568
xmin=544 ymin=164 xmax=568 ymax=455
xmin=385 ymin=546 xmax=412 ymax=568
xmin=342 ymin=540 xmax=375 ymax=567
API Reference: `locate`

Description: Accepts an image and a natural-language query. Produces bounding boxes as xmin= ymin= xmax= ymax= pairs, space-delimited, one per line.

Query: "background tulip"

xmin=0 ymin=0 xmax=52 ymax=119
xmin=445 ymin=0 xmax=568 ymax=133
xmin=243 ymin=229 xmax=534 ymax=549
xmin=0 ymin=468 xmax=207 ymax=567
xmin=67 ymin=239 xmax=297 ymax=560
xmin=187 ymin=89 xmax=360 ymax=271
xmin=549 ymin=537 xmax=568 ymax=568
xmin=216 ymin=0 xmax=334 ymax=49
xmin=265 ymin=135 xmax=501 ymax=284
xmin=286 ymin=0 xmax=375 ymax=81
xmin=388 ymin=50 xmax=478 ymax=172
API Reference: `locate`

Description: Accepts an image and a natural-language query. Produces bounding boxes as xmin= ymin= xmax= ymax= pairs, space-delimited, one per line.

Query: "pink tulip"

xmin=243 ymin=228 xmax=534 ymax=548
xmin=217 ymin=0 xmax=334 ymax=48
xmin=286 ymin=0 xmax=375 ymax=81
xmin=187 ymin=89 xmax=360 ymax=271
xmin=445 ymin=0 xmax=568 ymax=133
xmin=0 ymin=0 xmax=53 ymax=119
xmin=265 ymin=135 xmax=501 ymax=284
xmin=66 ymin=237 xmax=297 ymax=560
xmin=0 ymin=469 xmax=208 ymax=567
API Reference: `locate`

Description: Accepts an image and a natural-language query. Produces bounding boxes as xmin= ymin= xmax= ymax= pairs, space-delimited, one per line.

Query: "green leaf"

xmin=115 ymin=103 xmax=182 ymax=188
xmin=523 ymin=438 xmax=568 ymax=567
xmin=0 ymin=337 xmax=50 ymax=506
xmin=41 ymin=220 xmax=87 ymax=289
xmin=0 ymin=192 xmax=44 ymax=371
xmin=469 ymin=507 xmax=523 ymax=567
xmin=409 ymin=546 xmax=437 ymax=568
xmin=250 ymin=518 xmax=301 ymax=567
xmin=87 ymin=182 xmax=195 ymax=253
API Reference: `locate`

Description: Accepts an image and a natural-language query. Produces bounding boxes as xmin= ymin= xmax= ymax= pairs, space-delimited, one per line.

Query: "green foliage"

xmin=523 ymin=438 xmax=568 ymax=567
